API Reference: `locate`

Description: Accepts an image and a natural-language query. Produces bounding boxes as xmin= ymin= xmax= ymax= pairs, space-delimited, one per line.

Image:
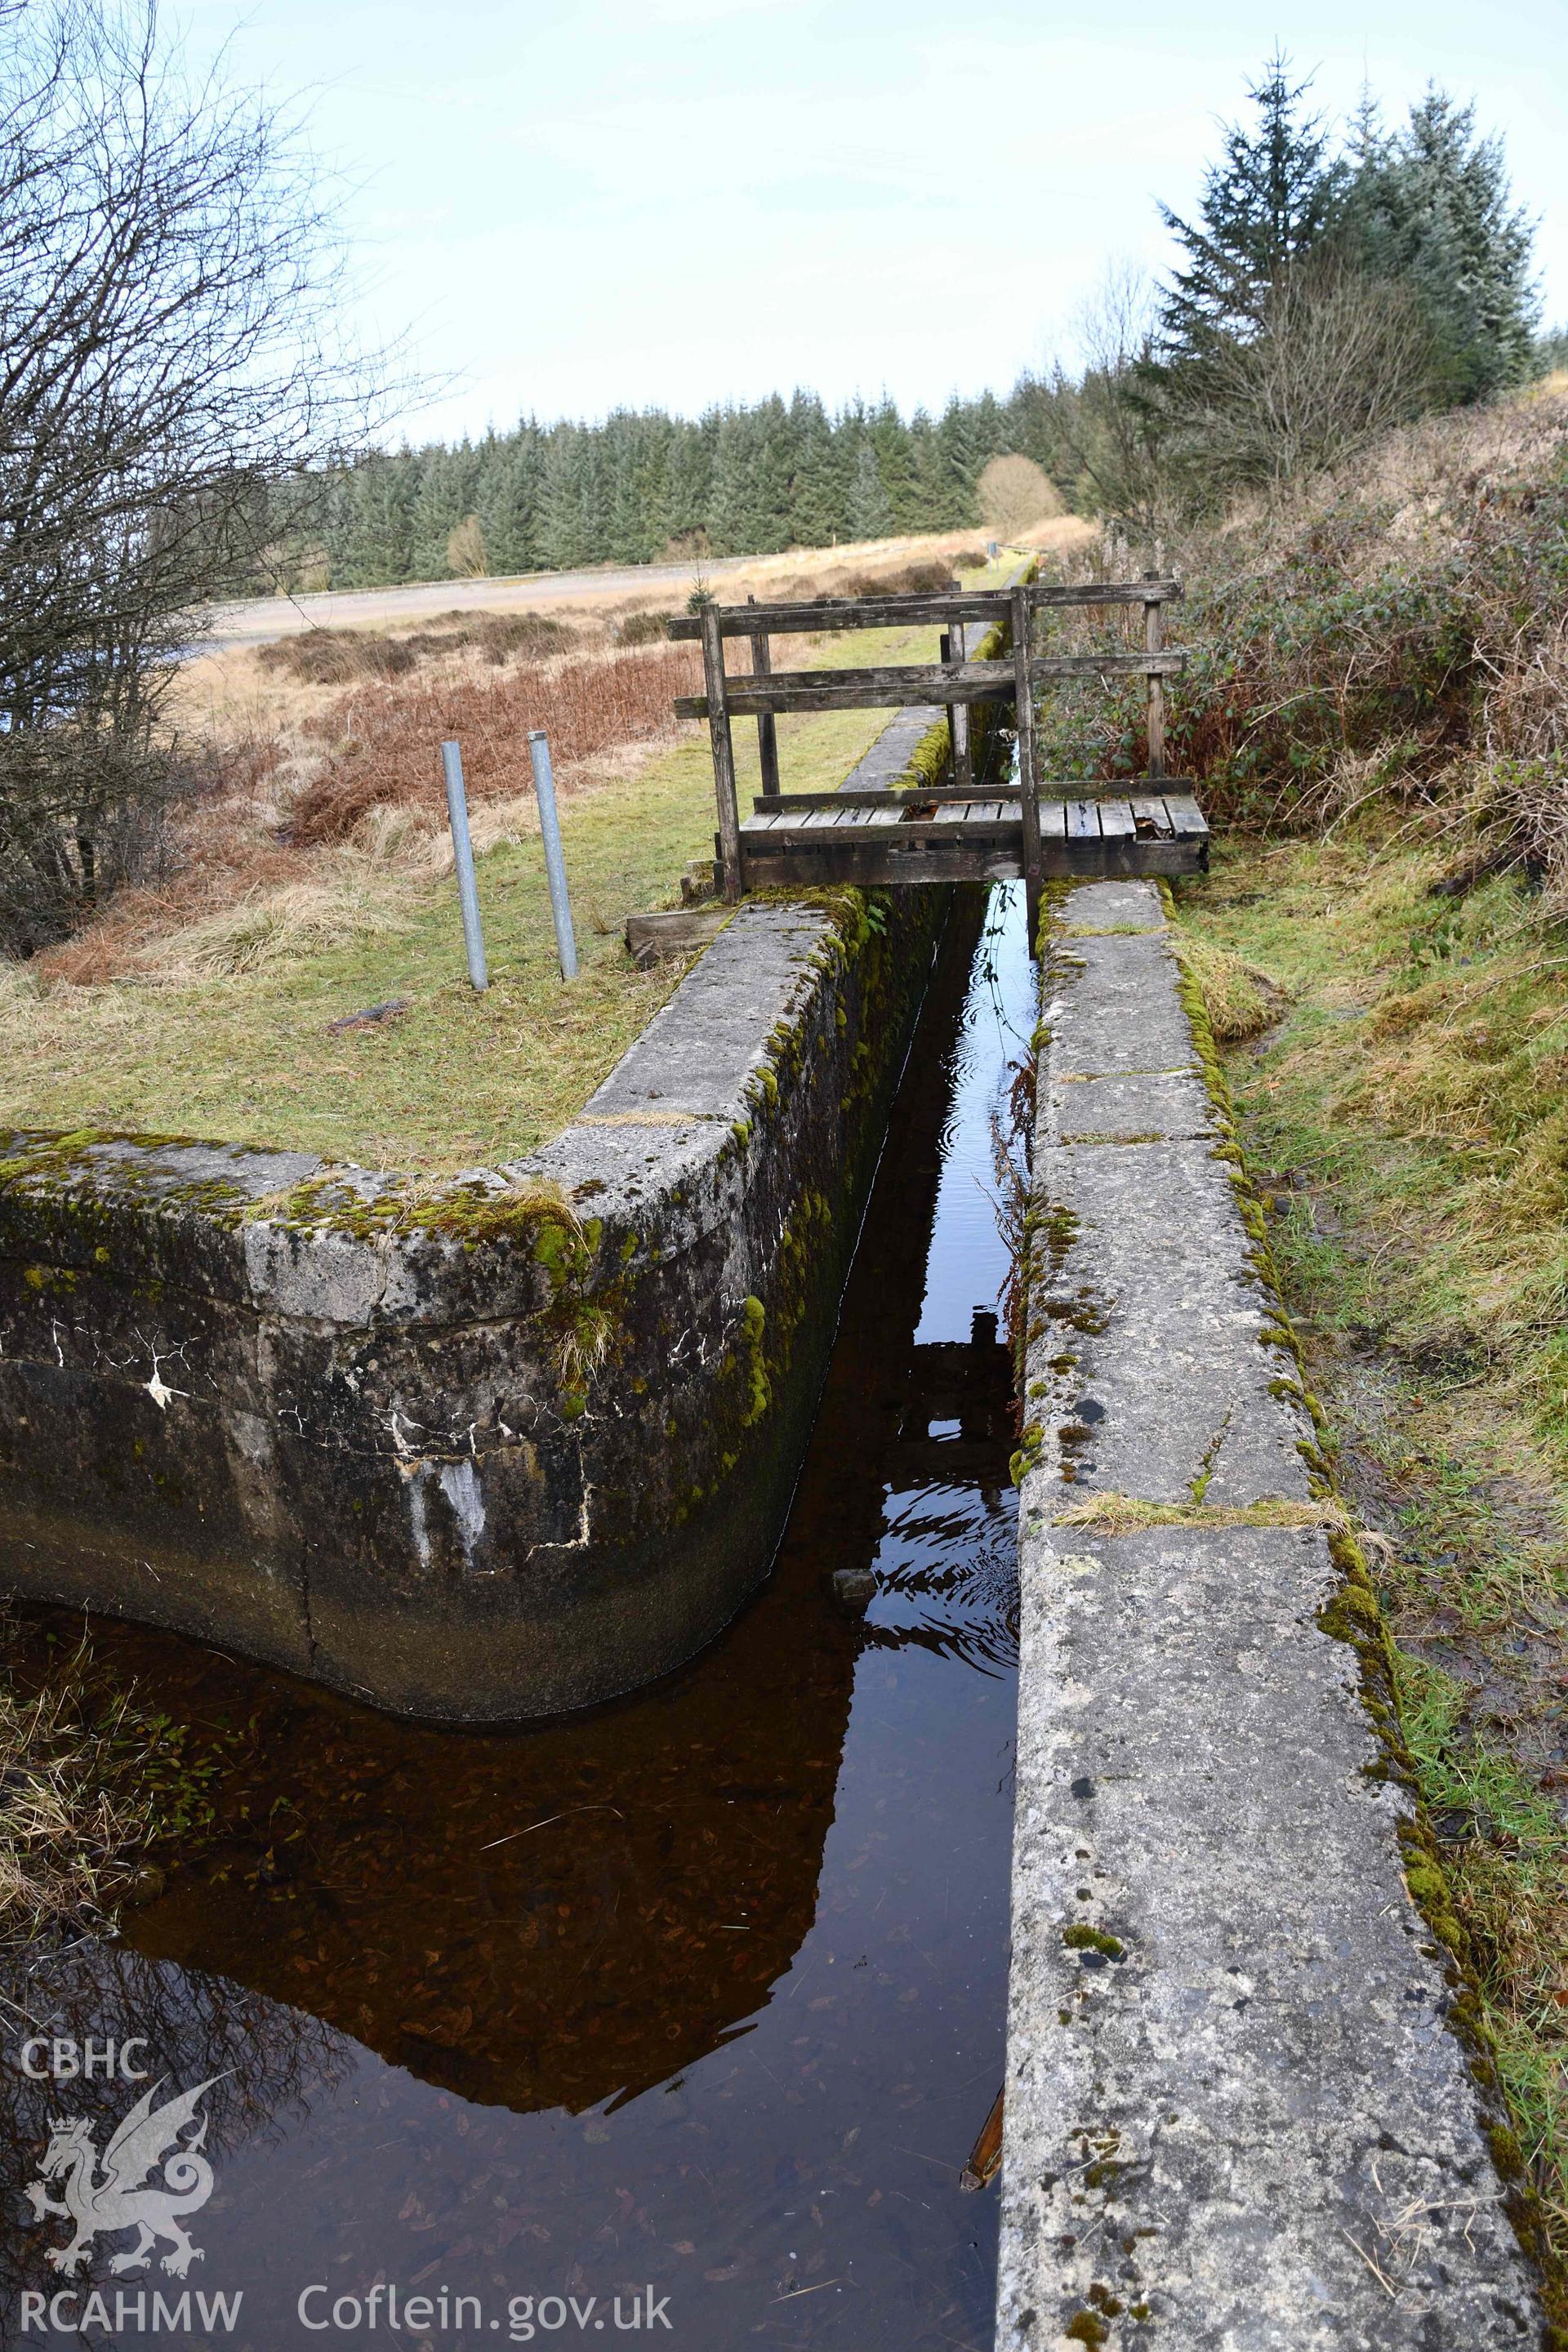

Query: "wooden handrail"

xmin=666 ymin=576 xmax=1183 ymax=639
xmin=674 ymin=651 xmax=1183 ymax=720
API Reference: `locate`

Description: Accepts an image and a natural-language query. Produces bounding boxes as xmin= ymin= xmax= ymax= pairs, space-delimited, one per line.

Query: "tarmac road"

xmin=198 ymin=556 xmax=760 ymax=650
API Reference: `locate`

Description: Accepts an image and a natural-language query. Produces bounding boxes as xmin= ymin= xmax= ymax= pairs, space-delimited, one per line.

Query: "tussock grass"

xmin=1170 ymin=931 xmax=1291 ymax=1042
xmin=1175 ymin=829 xmax=1568 ymax=2258
xmin=0 ymin=1628 xmax=167 ymax=1946
xmin=1176 ymin=835 xmax=1568 ymax=1430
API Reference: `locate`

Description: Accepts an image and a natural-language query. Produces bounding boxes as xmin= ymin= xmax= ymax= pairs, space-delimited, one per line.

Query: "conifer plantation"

xmin=242 ymin=53 xmax=1556 ymax=600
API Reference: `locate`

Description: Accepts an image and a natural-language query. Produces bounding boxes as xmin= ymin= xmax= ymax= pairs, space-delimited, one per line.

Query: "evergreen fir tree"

xmin=1343 ymin=87 xmax=1539 ymax=401
xmin=787 ymin=392 xmax=846 ymax=546
xmin=909 ymin=408 xmax=955 ymax=532
xmin=477 ymin=425 xmax=545 ymax=573
xmin=846 ymin=438 xmax=894 ymax=541
xmin=708 ymin=409 xmax=760 ymax=555
xmin=867 ymin=396 xmax=921 ymax=531
xmin=746 ymin=394 xmax=797 ymax=552
xmin=345 ymin=455 xmax=417 ymax=586
xmin=1158 ymin=50 xmax=1348 ymax=357
xmin=933 ymin=397 xmax=983 ymax=525
xmin=665 ymin=415 xmax=715 ymax=551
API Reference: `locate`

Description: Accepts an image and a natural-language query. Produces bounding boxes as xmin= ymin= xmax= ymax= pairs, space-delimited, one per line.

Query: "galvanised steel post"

xmin=440 ymin=739 xmax=488 ymax=991
xmin=528 ymin=728 xmax=580 ymax=981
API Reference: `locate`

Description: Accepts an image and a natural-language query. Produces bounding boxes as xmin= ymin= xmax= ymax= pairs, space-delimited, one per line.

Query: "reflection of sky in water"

xmin=7 ymin=889 xmax=1028 ymax=2352
xmin=915 ymin=882 xmax=1036 ymax=1346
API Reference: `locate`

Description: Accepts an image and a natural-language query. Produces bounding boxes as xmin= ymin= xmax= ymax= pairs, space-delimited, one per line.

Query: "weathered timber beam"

xmin=1029 ymin=577 xmax=1183 ymax=608
xmin=744 ymin=817 xmax=1025 ymax=850
xmin=666 ymin=577 xmax=1183 ymax=639
xmin=751 ymin=782 xmax=1199 ymax=812
xmin=677 ymin=679 xmax=1004 ymax=718
xmin=755 ymin=789 xmax=1024 ymax=810
xmin=667 ymin=593 xmax=1013 ymax=639
xmin=742 ymin=844 xmax=1027 ymax=886
xmin=675 ymin=652 xmax=1186 ymax=721
xmin=737 ymin=835 xmax=1207 ymax=889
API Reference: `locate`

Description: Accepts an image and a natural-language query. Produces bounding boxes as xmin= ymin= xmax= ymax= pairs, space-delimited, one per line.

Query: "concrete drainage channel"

xmin=997 ymin=879 xmax=1549 ymax=2347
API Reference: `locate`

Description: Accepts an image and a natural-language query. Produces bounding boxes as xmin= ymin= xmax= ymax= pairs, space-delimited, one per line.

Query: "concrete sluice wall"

xmin=999 ymin=881 xmax=1551 ymax=2349
xmin=0 ymin=884 xmax=946 ymax=1723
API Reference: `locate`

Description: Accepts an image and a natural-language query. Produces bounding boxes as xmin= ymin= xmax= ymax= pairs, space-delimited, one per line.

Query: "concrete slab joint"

xmin=1000 ymin=878 xmax=1550 ymax=2348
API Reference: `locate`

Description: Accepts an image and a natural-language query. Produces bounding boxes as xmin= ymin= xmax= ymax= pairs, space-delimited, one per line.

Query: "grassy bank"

xmin=1173 ymin=832 xmax=1568 ymax=2256
xmin=0 ymin=613 xmax=969 ymax=1174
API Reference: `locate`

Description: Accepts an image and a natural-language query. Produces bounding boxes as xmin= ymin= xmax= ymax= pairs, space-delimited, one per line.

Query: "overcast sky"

xmin=185 ymin=0 xmax=1566 ymax=447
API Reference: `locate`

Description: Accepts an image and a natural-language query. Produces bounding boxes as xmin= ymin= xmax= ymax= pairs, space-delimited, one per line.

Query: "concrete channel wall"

xmin=0 ymin=833 xmax=947 ymax=1727
xmin=998 ymin=880 xmax=1551 ymax=2348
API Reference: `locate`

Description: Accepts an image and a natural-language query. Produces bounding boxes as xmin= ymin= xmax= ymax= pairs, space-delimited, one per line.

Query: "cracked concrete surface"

xmin=998 ymin=880 xmax=1548 ymax=2349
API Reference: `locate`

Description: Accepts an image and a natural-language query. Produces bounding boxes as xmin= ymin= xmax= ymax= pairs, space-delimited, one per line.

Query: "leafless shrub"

xmin=258 ymin=610 xmax=579 ymax=688
xmin=840 ymin=559 xmax=958 ymax=597
xmin=1164 ymin=261 xmax=1441 ymax=497
xmin=0 ymin=0 xmax=389 ymax=951
xmin=1057 ymin=263 xmax=1174 ymax=538
xmin=976 ymin=453 xmax=1062 ymax=537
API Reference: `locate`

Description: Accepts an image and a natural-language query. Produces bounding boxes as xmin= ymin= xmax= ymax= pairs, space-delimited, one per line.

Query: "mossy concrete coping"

xmin=998 ymin=881 xmax=1549 ymax=2348
xmin=0 ymin=888 xmax=945 ymax=1722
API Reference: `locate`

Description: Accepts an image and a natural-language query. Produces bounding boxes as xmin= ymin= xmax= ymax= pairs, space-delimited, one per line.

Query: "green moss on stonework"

xmin=1063 ymin=1922 xmax=1125 ymax=1959
xmin=739 ymin=1294 xmax=771 ymax=1427
xmin=1010 ymin=1421 xmax=1045 ymax=1487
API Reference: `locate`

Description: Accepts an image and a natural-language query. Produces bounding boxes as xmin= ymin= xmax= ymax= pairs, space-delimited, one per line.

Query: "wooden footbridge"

xmin=669 ymin=576 xmax=1206 ymax=916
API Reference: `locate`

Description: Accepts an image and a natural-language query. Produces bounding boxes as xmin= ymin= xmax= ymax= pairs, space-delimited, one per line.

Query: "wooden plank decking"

xmin=737 ymin=788 xmax=1208 ymax=887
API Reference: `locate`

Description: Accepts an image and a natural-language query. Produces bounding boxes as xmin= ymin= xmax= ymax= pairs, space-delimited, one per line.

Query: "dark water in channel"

xmin=4 ymin=884 xmax=1036 ymax=2352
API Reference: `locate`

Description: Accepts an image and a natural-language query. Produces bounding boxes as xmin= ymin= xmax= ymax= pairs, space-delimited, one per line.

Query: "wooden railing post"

xmin=1011 ymin=583 xmax=1043 ymax=947
xmin=746 ymin=594 xmax=780 ymax=801
xmin=700 ymin=601 xmax=743 ymax=901
xmin=948 ymin=603 xmax=973 ymax=791
xmin=1143 ymin=573 xmax=1166 ymax=780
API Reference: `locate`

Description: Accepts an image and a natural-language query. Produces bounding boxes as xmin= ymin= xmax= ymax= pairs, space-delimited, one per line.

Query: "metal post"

xmin=528 ymin=730 xmax=580 ymax=981
xmin=440 ymin=739 xmax=488 ymax=991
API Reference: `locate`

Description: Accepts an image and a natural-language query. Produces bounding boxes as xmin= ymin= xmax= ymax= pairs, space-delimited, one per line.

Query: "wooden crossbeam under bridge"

xmin=669 ymin=575 xmax=1207 ymax=917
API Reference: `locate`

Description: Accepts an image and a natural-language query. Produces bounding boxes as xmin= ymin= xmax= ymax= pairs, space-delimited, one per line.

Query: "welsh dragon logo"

xmin=22 ymin=2075 xmax=224 ymax=2278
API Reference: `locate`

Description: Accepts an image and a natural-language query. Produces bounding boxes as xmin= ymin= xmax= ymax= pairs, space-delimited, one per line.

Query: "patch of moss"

xmin=1010 ymin=1421 xmax=1045 ymax=1487
xmin=1063 ymin=1922 xmax=1125 ymax=1960
xmin=739 ymin=1294 xmax=771 ymax=1427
